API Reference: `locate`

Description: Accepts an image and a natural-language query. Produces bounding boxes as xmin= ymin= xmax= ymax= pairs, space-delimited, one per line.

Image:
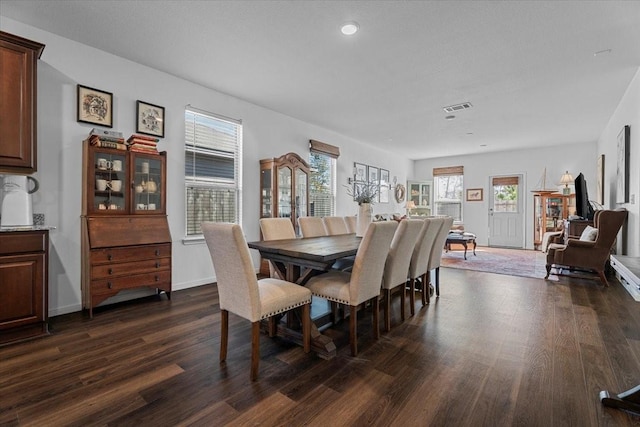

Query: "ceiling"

xmin=2 ymin=1 xmax=640 ymax=160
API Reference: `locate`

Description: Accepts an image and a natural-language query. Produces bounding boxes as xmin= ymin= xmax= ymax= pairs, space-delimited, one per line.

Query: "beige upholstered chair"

xmin=428 ymin=216 xmax=454 ymax=298
xmin=545 ymin=209 xmax=627 ymax=286
xmin=344 ymin=216 xmax=357 ymax=234
xmin=299 ymin=216 xmax=328 ymax=238
xmin=381 ymin=219 xmax=423 ymax=331
xmin=201 ymin=222 xmax=311 ymax=381
xmin=259 ymin=218 xmax=296 ymax=278
xmin=305 ymin=221 xmax=397 ymax=356
xmin=408 ymin=218 xmax=443 ymax=313
xmin=323 ymin=216 xmax=350 ymax=235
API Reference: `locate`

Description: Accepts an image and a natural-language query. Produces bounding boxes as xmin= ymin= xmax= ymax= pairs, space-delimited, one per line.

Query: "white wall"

xmin=0 ymin=17 xmax=412 ymax=316
xmin=413 ymin=142 xmax=597 ymax=249
xmin=597 ymin=68 xmax=640 ymax=256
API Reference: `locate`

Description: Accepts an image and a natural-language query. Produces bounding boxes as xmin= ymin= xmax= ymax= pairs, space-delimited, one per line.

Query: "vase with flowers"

xmin=346 ymin=182 xmax=379 ymax=237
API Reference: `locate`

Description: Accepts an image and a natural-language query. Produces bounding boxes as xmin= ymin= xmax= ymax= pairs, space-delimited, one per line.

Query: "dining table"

xmin=247 ymin=233 xmax=362 ymax=359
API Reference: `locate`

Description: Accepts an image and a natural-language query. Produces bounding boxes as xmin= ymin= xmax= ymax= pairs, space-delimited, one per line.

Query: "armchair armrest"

xmin=565 ymin=239 xmax=596 ymax=249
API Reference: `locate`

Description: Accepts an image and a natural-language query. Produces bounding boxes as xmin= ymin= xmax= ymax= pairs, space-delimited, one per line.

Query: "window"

xmin=185 ymin=107 xmax=242 ymax=237
xmin=492 ymin=176 xmax=519 ymax=213
xmin=309 ymin=140 xmax=339 ymax=217
xmin=433 ymin=166 xmax=463 ymax=221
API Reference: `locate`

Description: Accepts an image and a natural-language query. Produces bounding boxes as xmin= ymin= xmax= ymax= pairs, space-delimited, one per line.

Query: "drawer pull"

xmin=108 ymin=268 xmax=113 ymax=275
xmin=155 ymin=275 xmax=159 ymax=282
xmin=155 ymin=261 xmax=160 ymax=268
xmin=155 ymin=249 xmax=161 ymax=256
xmin=107 ymin=282 xmax=113 ymax=289
xmin=107 ymin=254 xmax=112 ymax=261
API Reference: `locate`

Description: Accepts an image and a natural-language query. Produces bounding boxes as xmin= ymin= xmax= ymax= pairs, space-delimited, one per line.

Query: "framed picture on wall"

xmin=77 ymin=85 xmax=113 ymax=128
xmin=466 ymin=188 xmax=483 ymax=201
xmin=368 ymin=166 xmax=380 ymax=203
xmin=379 ymin=169 xmax=390 ymax=203
xmin=136 ymin=100 xmax=165 ymax=138
xmin=354 ymin=162 xmax=367 ymax=182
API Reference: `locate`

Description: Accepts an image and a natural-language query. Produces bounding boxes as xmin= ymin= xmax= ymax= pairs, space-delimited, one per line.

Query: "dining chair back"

xmin=344 ymin=216 xmax=357 ymax=234
xmin=299 ymin=216 xmax=328 ymax=237
xmin=381 ymin=219 xmax=423 ymax=331
xmin=202 ymin=222 xmax=311 ymax=381
xmin=428 ymin=216 xmax=454 ymax=297
xmin=259 ymin=217 xmax=297 ymax=278
xmin=306 ymin=221 xmax=397 ymax=355
xmin=408 ymin=218 xmax=444 ymax=312
xmin=323 ymin=216 xmax=350 ymax=235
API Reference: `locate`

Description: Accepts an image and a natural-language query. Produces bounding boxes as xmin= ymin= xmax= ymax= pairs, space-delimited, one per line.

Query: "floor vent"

xmin=443 ymin=102 xmax=472 ymax=113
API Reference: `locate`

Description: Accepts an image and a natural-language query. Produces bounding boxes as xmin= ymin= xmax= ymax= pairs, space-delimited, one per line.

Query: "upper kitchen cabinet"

xmin=0 ymin=31 xmax=45 ymax=174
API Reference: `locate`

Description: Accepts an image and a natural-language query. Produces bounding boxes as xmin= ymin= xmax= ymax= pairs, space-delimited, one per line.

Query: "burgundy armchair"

xmin=545 ymin=209 xmax=627 ymax=286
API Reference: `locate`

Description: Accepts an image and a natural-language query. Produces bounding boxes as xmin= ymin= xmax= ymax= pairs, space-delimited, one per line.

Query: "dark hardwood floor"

xmin=3 ymin=268 xmax=640 ymax=426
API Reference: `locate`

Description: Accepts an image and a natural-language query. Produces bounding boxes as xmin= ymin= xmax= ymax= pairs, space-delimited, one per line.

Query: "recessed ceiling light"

xmin=466 ymin=132 xmax=473 ymax=135
xmin=480 ymin=144 xmax=487 ymax=147
xmin=341 ymin=22 xmax=359 ymax=36
xmin=445 ymin=115 xmax=455 ymax=120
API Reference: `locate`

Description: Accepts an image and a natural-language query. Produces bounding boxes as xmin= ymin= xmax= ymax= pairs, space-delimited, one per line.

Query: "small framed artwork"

xmin=136 ymin=100 xmax=165 ymax=138
xmin=354 ymin=162 xmax=367 ymax=182
xmin=466 ymin=188 xmax=483 ymax=201
xmin=616 ymin=125 xmax=630 ymax=204
xmin=368 ymin=166 xmax=380 ymax=203
xmin=77 ymin=84 xmax=113 ymax=127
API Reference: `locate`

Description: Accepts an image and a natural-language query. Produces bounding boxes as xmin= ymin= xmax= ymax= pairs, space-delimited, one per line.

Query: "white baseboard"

xmin=610 ymin=255 xmax=640 ymax=302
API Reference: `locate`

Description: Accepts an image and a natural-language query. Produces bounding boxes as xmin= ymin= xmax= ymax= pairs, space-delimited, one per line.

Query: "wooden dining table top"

xmin=247 ymin=233 xmax=361 ymax=263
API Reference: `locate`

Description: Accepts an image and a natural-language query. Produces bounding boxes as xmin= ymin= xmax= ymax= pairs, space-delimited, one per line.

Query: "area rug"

xmin=441 ymin=245 xmax=548 ymax=279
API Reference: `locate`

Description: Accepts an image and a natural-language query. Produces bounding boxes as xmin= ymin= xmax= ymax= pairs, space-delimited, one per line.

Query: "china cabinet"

xmin=533 ymin=191 xmax=576 ymax=250
xmin=81 ymin=140 xmax=171 ymax=317
xmin=407 ymin=180 xmax=432 ymax=216
xmin=260 ymin=152 xmax=310 ymax=235
xmin=0 ymin=31 xmax=44 ymax=174
xmin=0 ymin=230 xmax=49 ymax=345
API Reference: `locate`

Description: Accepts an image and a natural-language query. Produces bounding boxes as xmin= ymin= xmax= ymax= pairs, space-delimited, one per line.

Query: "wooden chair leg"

xmin=422 ymin=273 xmax=430 ymax=305
xmin=384 ymin=289 xmax=391 ymax=332
xmin=372 ymin=297 xmax=379 ymax=340
xmin=302 ymin=303 xmax=311 ymax=353
xmin=268 ymin=317 xmax=276 ymax=337
xmin=409 ymin=278 xmax=416 ymax=315
xmin=400 ymin=284 xmax=406 ymax=321
xmin=350 ymin=305 xmax=358 ymax=356
xmin=331 ymin=301 xmax=339 ymax=324
xmin=250 ymin=321 xmax=260 ymax=381
xmin=220 ymin=309 xmax=228 ymax=363
xmin=598 ymin=270 xmax=610 ymax=287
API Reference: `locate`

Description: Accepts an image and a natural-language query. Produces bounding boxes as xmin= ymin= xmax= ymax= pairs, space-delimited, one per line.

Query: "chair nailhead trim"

xmin=260 ymin=298 xmax=312 ymax=320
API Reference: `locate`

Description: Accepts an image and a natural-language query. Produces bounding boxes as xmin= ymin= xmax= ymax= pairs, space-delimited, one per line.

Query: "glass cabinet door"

xmin=92 ymin=150 xmax=127 ymax=213
xmin=133 ymin=155 xmax=163 ymax=212
xmin=261 ymin=168 xmax=272 ymax=218
xmin=277 ymin=166 xmax=292 ymax=219
xmin=295 ymin=168 xmax=308 ymax=218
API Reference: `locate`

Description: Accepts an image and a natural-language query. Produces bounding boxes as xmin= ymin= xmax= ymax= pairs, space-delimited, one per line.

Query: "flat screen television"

xmin=574 ymin=173 xmax=595 ymax=220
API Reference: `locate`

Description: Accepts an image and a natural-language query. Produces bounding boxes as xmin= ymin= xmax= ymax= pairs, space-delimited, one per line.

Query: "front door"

xmin=489 ymin=174 xmax=524 ymax=248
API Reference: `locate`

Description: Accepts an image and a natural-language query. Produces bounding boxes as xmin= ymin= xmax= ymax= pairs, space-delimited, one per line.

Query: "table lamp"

xmin=559 ymin=171 xmax=573 ymax=195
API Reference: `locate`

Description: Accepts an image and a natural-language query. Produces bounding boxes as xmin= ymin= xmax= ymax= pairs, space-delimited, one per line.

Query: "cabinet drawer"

xmin=90 ymin=243 xmax=171 ymax=264
xmin=0 ymin=231 xmax=47 ymax=255
xmin=91 ymin=270 xmax=171 ymax=295
xmin=91 ymin=258 xmax=170 ymax=279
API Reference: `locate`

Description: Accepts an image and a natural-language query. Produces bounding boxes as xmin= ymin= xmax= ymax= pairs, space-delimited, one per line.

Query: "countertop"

xmin=0 ymin=225 xmax=56 ymax=232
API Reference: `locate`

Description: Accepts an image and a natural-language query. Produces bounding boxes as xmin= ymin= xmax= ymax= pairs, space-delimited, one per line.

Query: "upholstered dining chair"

xmin=323 ymin=216 xmax=350 ymax=235
xmin=201 ymin=222 xmax=311 ymax=381
xmin=545 ymin=208 xmax=627 ymax=286
xmin=259 ymin=217 xmax=297 ymax=278
xmin=408 ymin=217 xmax=443 ymax=313
xmin=305 ymin=221 xmax=397 ymax=356
xmin=428 ymin=216 xmax=455 ymax=298
xmin=299 ymin=216 xmax=328 ymax=238
xmin=381 ymin=219 xmax=423 ymax=331
xmin=344 ymin=216 xmax=357 ymax=234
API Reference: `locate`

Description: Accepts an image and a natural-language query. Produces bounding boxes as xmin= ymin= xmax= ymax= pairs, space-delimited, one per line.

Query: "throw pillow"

xmin=579 ymin=225 xmax=598 ymax=241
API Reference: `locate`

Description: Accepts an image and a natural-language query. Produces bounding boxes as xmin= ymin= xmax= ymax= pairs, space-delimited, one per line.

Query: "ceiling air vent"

xmin=443 ymin=102 xmax=472 ymax=113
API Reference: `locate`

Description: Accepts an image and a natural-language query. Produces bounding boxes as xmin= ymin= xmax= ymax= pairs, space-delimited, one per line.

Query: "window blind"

xmin=309 ymin=139 xmax=340 ymax=159
xmin=433 ymin=165 xmax=464 ymax=176
xmin=492 ymin=176 xmax=519 ymax=186
xmin=184 ymin=107 xmax=242 ymax=236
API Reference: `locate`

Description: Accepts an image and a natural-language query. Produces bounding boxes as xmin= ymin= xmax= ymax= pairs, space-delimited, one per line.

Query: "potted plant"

xmin=345 ymin=182 xmax=378 ymax=236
